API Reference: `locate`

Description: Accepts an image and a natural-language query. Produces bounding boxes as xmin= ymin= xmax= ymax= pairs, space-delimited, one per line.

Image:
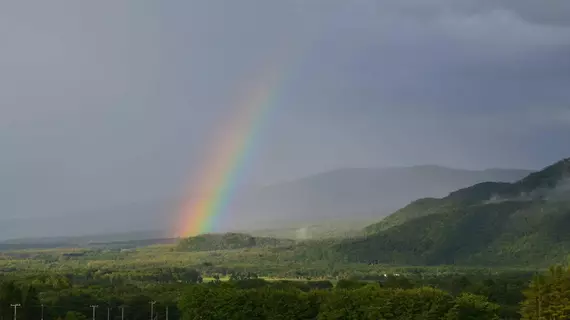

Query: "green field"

xmin=0 ymin=240 xmax=553 ymax=320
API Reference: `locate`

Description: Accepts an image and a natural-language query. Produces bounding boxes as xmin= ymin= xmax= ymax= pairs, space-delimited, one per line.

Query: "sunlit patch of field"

xmin=201 ymin=276 xmax=336 ymax=284
xmin=201 ymin=276 xmax=231 ymax=282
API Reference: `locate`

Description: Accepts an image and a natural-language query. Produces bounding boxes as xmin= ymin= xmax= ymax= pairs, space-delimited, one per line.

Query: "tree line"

xmin=179 ymin=283 xmax=500 ymax=319
xmin=1 ymin=266 xmax=570 ymax=319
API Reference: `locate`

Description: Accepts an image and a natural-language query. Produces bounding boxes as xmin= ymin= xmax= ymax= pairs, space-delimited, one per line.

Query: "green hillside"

xmin=176 ymin=232 xmax=295 ymax=252
xmin=364 ymin=197 xmax=454 ymax=234
xmin=241 ymin=218 xmax=374 ymax=240
xmin=339 ymin=158 xmax=570 ymax=267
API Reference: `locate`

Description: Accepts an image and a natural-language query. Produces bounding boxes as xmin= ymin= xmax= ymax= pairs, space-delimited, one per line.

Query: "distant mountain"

xmin=0 ymin=229 xmax=169 ymax=245
xmin=335 ymin=158 xmax=570 ymax=267
xmin=224 ymin=166 xmax=532 ymax=231
xmin=0 ymin=165 xmax=531 ymax=240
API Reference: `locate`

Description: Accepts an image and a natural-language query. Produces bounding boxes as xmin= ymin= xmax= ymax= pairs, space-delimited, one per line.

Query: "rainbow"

xmin=175 ymin=59 xmax=286 ymax=237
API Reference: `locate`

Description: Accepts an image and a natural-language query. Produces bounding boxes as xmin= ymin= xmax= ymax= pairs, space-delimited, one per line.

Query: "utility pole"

xmin=10 ymin=304 xmax=20 ymax=320
xmin=166 ymin=306 xmax=169 ymax=320
xmin=107 ymin=307 xmax=111 ymax=320
xmin=149 ymin=301 xmax=156 ymax=320
xmin=91 ymin=305 xmax=99 ymax=320
xmin=119 ymin=306 xmax=125 ymax=320
xmin=41 ymin=304 xmax=44 ymax=320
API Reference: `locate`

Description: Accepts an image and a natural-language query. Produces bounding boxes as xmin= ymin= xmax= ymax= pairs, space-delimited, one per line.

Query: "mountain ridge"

xmin=339 ymin=157 xmax=570 ymax=267
xmin=0 ymin=165 xmax=532 ymax=240
xmin=226 ymin=165 xmax=533 ymax=231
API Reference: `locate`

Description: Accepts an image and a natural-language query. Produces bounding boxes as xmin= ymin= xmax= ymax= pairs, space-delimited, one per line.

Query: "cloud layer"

xmin=0 ymin=0 xmax=569 ymax=225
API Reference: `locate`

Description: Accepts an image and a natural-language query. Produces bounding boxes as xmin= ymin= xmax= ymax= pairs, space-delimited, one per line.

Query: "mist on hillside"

xmin=485 ymin=166 xmax=570 ymax=205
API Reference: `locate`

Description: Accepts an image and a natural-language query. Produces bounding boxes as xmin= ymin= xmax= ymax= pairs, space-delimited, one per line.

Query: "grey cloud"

xmin=0 ymin=0 xmax=569 ymax=235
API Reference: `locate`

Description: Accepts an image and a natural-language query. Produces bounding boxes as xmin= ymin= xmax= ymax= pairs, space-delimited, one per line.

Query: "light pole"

xmin=119 ymin=306 xmax=126 ymax=320
xmin=149 ymin=301 xmax=156 ymax=320
xmin=90 ymin=305 xmax=99 ymax=320
xmin=10 ymin=304 xmax=20 ymax=320
xmin=41 ymin=304 xmax=44 ymax=320
xmin=107 ymin=307 xmax=111 ymax=320
xmin=166 ymin=306 xmax=169 ymax=320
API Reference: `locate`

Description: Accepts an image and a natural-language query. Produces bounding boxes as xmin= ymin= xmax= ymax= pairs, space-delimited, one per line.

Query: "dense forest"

xmin=1 ymin=265 xmax=569 ymax=319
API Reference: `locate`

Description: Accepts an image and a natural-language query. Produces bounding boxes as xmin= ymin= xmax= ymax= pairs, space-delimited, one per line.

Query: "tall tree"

xmin=521 ymin=266 xmax=570 ymax=320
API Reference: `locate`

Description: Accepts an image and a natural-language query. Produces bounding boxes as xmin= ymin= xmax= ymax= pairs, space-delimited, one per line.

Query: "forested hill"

xmin=176 ymin=233 xmax=294 ymax=252
xmin=337 ymin=158 xmax=570 ymax=267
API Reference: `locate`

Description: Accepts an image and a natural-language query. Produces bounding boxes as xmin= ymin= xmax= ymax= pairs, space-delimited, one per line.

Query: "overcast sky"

xmin=1 ymin=0 xmax=569 ymax=219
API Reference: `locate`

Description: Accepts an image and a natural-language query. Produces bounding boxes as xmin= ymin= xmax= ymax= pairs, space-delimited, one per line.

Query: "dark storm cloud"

xmin=0 ymin=0 xmax=569 ymax=228
xmin=256 ymin=0 xmax=570 ymax=172
xmin=284 ymin=1 xmax=570 ymax=112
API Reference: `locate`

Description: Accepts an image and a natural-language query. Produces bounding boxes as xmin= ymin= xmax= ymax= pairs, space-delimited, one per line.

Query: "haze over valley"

xmin=0 ymin=165 xmax=532 ymax=240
